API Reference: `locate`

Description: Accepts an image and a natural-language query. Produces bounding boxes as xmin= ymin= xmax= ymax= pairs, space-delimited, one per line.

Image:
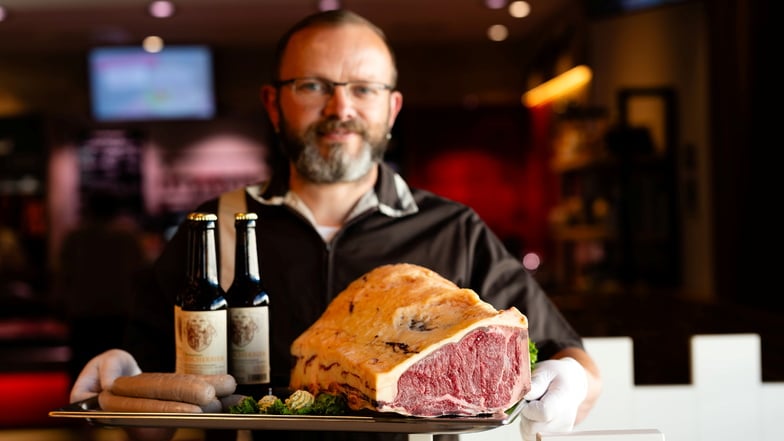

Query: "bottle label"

xmin=175 ymin=309 xmax=228 ymax=375
xmin=174 ymin=305 xmax=183 ymax=373
xmin=229 ymin=306 xmax=270 ymax=384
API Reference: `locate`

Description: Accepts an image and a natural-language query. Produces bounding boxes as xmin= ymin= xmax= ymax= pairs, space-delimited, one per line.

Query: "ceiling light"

xmin=149 ymin=1 xmax=175 ymax=18
xmin=484 ymin=0 xmax=507 ymax=9
xmin=487 ymin=24 xmax=508 ymax=42
xmin=143 ymin=36 xmax=164 ymax=53
xmin=522 ymin=65 xmax=593 ymax=107
xmin=318 ymin=0 xmax=340 ymax=11
xmin=509 ymin=1 xmax=531 ymax=18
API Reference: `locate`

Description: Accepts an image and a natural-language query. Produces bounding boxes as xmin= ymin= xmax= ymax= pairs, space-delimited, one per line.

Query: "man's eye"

xmin=351 ymin=84 xmax=376 ymax=96
xmin=298 ymin=80 xmax=326 ymax=93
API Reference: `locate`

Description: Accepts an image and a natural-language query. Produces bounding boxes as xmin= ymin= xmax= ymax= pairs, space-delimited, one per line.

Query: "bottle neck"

xmin=234 ymin=220 xmax=261 ymax=282
xmin=183 ymin=215 xmax=225 ymax=309
xmin=189 ymin=220 xmax=220 ymax=285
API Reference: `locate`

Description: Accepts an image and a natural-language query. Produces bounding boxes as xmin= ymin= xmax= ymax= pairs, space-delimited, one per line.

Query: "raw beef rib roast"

xmin=289 ymin=263 xmax=531 ymax=417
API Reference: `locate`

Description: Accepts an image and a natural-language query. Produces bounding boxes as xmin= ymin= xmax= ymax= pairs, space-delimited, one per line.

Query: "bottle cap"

xmin=188 ymin=212 xmax=218 ymax=222
xmin=234 ymin=212 xmax=258 ymax=221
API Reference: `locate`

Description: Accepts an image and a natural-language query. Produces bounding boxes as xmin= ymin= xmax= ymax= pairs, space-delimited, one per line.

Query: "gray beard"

xmin=279 ymin=117 xmax=389 ymax=184
xmin=294 ymin=140 xmax=377 ymax=183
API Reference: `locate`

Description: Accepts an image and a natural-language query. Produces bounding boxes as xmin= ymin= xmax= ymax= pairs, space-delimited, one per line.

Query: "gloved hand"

xmin=520 ymin=357 xmax=588 ymax=441
xmin=70 ymin=348 xmax=141 ymax=403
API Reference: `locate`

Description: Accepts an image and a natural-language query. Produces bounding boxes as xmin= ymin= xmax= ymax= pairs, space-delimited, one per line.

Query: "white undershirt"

xmin=315 ymin=224 xmax=339 ymax=242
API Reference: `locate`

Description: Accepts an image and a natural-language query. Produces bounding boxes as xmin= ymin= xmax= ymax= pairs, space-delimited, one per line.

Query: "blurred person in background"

xmin=54 ymin=191 xmax=147 ymax=385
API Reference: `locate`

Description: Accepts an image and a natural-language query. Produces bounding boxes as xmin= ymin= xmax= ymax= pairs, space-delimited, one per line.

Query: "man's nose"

xmin=322 ymin=85 xmax=359 ymax=119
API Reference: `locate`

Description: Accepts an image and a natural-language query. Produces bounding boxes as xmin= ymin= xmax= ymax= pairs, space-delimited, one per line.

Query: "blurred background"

xmin=0 ymin=0 xmax=776 ymax=437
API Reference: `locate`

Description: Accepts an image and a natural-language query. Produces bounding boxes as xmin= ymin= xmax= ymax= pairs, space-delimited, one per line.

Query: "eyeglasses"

xmin=275 ymin=77 xmax=394 ymax=107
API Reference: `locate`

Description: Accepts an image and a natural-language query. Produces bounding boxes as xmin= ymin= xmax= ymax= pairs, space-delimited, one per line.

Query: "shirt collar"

xmin=247 ymin=162 xmax=419 ymax=222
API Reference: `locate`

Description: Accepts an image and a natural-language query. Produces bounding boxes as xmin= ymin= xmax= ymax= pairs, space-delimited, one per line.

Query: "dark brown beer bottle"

xmin=226 ymin=212 xmax=270 ymax=398
xmin=174 ymin=212 xmax=228 ymax=375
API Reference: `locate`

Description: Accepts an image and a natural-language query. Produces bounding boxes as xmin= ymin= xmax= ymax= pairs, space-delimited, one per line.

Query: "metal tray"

xmin=50 ymin=397 xmax=524 ymax=434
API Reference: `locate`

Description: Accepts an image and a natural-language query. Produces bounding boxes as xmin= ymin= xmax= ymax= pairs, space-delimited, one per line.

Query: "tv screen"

xmin=88 ymin=45 xmax=215 ymax=122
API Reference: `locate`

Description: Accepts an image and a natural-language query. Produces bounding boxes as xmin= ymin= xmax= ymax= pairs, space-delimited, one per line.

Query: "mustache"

xmin=314 ymin=118 xmax=367 ymax=137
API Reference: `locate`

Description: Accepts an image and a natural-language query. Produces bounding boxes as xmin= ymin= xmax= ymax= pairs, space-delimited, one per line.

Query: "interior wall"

xmin=0 ymin=50 xmax=91 ymax=122
xmin=705 ymin=0 xmax=775 ymax=311
xmin=587 ymin=1 xmax=713 ymax=300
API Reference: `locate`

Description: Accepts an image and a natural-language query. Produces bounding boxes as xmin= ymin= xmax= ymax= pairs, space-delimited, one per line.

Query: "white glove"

xmin=520 ymin=357 xmax=588 ymax=441
xmin=70 ymin=349 xmax=177 ymax=441
xmin=70 ymin=348 xmax=141 ymax=403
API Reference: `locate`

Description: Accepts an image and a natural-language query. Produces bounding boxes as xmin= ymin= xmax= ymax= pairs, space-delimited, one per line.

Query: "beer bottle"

xmin=226 ymin=212 xmax=270 ymax=398
xmin=174 ymin=212 xmax=228 ymax=375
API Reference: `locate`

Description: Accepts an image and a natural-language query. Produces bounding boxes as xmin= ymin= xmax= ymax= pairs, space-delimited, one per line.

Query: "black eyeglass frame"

xmin=274 ymin=77 xmax=395 ymax=93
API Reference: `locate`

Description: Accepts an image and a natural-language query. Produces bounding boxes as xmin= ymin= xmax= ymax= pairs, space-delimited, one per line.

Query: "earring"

xmin=386 ymin=132 xmax=392 ymax=140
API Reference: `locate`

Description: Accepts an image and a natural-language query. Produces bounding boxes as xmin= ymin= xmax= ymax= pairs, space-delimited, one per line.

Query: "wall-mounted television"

xmin=88 ymin=45 xmax=215 ymax=122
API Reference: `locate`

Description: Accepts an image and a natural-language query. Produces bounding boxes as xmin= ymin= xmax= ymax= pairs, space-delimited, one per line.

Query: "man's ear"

xmin=388 ymin=90 xmax=403 ymax=128
xmin=261 ymin=85 xmax=280 ymax=132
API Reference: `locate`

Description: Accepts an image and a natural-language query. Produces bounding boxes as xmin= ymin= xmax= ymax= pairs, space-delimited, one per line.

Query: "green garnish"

xmin=263 ymin=396 xmax=290 ymax=414
xmin=529 ymin=339 xmax=538 ymax=370
xmin=284 ymin=389 xmax=315 ymax=413
xmin=311 ymin=391 xmax=348 ymax=415
xmin=228 ymin=395 xmax=260 ymax=414
xmin=247 ymin=391 xmax=347 ymax=415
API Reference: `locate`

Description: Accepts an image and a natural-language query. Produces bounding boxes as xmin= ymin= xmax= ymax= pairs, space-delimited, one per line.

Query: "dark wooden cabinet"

xmin=549 ymin=97 xmax=680 ymax=294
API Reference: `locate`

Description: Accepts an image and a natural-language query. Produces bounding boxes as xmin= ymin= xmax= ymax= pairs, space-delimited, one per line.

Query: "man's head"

xmin=261 ymin=10 xmax=403 ymax=184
